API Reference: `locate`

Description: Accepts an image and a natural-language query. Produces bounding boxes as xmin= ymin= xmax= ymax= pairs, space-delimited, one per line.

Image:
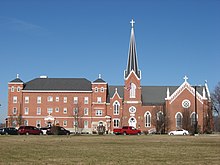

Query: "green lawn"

xmin=0 ymin=135 xmax=219 ymax=165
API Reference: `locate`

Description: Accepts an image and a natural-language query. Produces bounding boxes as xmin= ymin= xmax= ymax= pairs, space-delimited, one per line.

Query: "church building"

xmin=7 ymin=19 xmax=213 ymax=134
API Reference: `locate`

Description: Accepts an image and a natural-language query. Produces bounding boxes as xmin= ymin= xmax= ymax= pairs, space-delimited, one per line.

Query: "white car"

xmin=168 ymin=129 xmax=189 ymax=135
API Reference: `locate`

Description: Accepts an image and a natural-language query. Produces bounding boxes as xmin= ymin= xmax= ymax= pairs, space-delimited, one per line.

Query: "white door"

xmin=129 ymin=117 xmax=137 ymax=128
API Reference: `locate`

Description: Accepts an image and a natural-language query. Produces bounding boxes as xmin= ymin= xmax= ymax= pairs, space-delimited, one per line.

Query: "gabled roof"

xmin=107 ymin=86 xmax=124 ymax=103
xmin=23 ymin=78 xmax=92 ymax=91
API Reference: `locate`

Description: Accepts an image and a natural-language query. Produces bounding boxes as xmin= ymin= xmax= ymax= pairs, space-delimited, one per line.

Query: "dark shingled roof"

xmin=141 ymin=86 xmax=178 ymax=105
xmin=93 ymin=78 xmax=106 ymax=83
xmin=23 ymin=78 xmax=92 ymax=91
xmin=107 ymin=86 xmax=124 ymax=103
xmin=10 ymin=78 xmax=23 ymax=83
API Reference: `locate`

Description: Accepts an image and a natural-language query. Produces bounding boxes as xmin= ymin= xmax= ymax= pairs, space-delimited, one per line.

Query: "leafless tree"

xmin=211 ymin=82 xmax=220 ymax=131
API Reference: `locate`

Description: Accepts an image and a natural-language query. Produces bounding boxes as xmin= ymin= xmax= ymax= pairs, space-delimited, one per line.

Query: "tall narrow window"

xmin=25 ymin=96 xmax=29 ymax=103
xmin=11 ymin=86 xmax=14 ymax=92
xmin=84 ymin=97 xmax=88 ymax=104
xmin=37 ymin=107 xmax=41 ymax=115
xmin=84 ymin=108 xmax=88 ymax=115
xmin=63 ymin=120 xmax=67 ymax=127
xmin=145 ymin=112 xmax=151 ymax=127
xmin=48 ymin=96 xmax=53 ymax=102
xmin=191 ymin=113 xmax=197 ymax=126
xmin=17 ymin=87 xmax=20 ymax=92
xmin=24 ymin=107 xmax=29 ymax=115
xmin=47 ymin=108 xmax=53 ymax=114
xmin=113 ymin=119 xmax=120 ymax=128
xmin=74 ymin=97 xmax=78 ymax=104
xmin=63 ymin=108 xmax=67 ymax=114
xmin=13 ymin=107 xmax=17 ymax=114
xmin=97 ymin=97 xmax=102 ymax=103
xmin=24 ymin=120 xmax=28 ymax=126
xmin=64 ymin=97 xmax=67 ymax=103
xmin=130 ymin=83 xmax=136 ymax=98
xmin=37 ymin=97 xmax=41 ymax=104
xmin=113 ymin=101 xmax=120 ymax=115
xmin=176 ymin=112 xmax=183 ymax=128
xmin=84 ymin=120 xmax=88 ymax=128
xmin=13 ymin=96 xmax=17 ymax=103
xmin=36 ymin=120 xmax=41 ymax=128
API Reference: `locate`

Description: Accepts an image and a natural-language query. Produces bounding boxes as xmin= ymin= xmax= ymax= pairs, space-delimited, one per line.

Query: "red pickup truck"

xmin=113 ymin=126 xmax=141 ymax=135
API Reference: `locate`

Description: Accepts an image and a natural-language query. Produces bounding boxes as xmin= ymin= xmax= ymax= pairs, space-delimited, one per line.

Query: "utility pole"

xmin=194 ymin=86 xmax=198 ymax=135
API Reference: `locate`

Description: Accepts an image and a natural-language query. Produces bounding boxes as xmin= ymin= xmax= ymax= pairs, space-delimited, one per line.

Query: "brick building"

xmin=7 ymin=19 xmax=213 ymax=133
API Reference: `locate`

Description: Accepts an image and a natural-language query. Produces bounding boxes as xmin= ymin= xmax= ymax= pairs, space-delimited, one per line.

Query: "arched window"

xmin=113 ymin=101 xmax=120 ymax=115
xmin=191 ymin=112 xmax=197 ymax=126
xmin=175 ymin=112 xmax=183 ymax=128
xmin=144 ymin=111 xmax=151 ymax=127
xmin=130 ymin=83 xmax=136 ymax=98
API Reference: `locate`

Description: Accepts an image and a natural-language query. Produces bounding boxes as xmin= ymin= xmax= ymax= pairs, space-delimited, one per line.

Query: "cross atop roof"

xmin=130 ymin=19 xmax=135 ymax=28
xmin=183 ymin=75 xmax=188 ymax=82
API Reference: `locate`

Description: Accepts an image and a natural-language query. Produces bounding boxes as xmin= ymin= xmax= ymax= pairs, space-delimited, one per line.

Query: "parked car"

xmin=168 ymin=129 xmax=189 ymax=136
xmin=18 ymin=126 xmax=43 ymax=135
xmin=40 ymin=127 xmax=50 ymax=135
xmin=113 ymin=126 xmax=141 ymax=135
xmin=0 ymin=127 xmax=18 ymax=135
xmin=46 ymin=126 xmax=70 ymax=135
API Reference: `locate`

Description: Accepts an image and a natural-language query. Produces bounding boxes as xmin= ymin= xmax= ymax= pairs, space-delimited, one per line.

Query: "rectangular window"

xmin=113 ymin=119 xmax=120 ymax=128
xmin=63 ymin=108 xmax=67 ymax=114
xmin=95 ymin=110 xmax=102 ymax=116
xmin=36 ymin=120 xmax=41 ymax=128
xmin=37 ymin=107 xmax=41 ymax=115
xmin=97 ymin=97 xmax=101 ymax=103
xmin=74 ymin=97 xmax=78 ymax=104
xmin=11 ymin=86 xmax=14 ymax=92
xmin=84 ymin=120 xmax=88 ymax=128
xmin=13 ymin=107 xmax=17 ymax=114
xmin=24 ymin=107 xmax=29 ymax=115
xmin=55 ymin=107 xmax=59 ymax=113
xmin=100 ymin=87 xmax=104 ymax=92
xmin=37 ymin=96 xmax=41 ymax=104
xmin=17 ymin=87 xmax=20 ymax=92
xmin=73 ymin=108 xmax=78 ymax=115
xmin=64 ymin=97 xmax=67 ymax=103
xmin=25 ymin=96 xmax=29 ymax=103
xmin=84 ymin=97 xmax=88 ymax=104
xmin=13 ymin=96 xmax=17 ymax=103
xmin=47 ymin=96 xmax=53 ymax=102
xmin=56 ymin=97 xmax=59 ymax=102
xmin=84 ymin=108 xmax=88 ymax=115
xmin=47 ymin=108 xmax=53 ymax=114
xmin=24 ymin=120 xmax=28 ymax=126
xmin=63 ymin=120 xmax=67 ymax=127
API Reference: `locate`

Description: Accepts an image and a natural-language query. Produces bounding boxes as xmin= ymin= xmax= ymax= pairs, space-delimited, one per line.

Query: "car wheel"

xmin=5 ymin=132 xmax=8 ymax=135
xmin=123 ymin=132 xmax=127 ymax=135
xmin=26 ymin=132 xmax=29 ymax=135
xmin=183 ymin=133 xmax=186 ymax=135
xmin=137 ymin=132 xmax=141 ymax=135
xmin=66 ymin=132 xmax=70 ymax=135
xmin=170 ymin=133 xmax=174 ymax=135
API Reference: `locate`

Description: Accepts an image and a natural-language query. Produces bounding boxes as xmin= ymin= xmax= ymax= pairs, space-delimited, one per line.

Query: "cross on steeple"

xmin=130 ymin=19 xmax=135 ymax=28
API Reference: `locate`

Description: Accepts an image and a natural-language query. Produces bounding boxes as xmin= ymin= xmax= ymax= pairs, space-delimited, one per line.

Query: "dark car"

xmin=18 ymin=126 xmax=43 ymax=135
xmin=46 ymin=126 xmax=70 ymax=135
xmin=0 ymin=127 xmax=18 ymax=135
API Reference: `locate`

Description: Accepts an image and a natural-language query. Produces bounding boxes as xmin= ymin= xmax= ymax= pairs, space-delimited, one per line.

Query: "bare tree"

xmin=211 ymin=82 xmax=220 ymax=132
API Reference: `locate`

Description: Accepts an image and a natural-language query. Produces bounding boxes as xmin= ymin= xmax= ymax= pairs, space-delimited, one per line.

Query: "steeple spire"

xmin=124 ymin=19 xmax=141 ymax=79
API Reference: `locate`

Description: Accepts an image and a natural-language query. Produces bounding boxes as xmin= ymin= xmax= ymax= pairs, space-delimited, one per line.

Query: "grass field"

xmin=0 ymin=134 xmax=219 ymax=165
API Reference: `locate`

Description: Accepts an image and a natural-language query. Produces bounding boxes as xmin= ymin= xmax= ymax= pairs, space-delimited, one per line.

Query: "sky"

xmin=0 ymin=0 xmax=220 ymax=123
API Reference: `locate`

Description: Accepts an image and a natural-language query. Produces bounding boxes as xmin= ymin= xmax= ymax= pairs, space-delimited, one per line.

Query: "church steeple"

xmin=124 ymin=19 xmax=141 ymax=79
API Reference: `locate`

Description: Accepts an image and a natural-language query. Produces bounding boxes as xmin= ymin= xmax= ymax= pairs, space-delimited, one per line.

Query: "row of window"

xmin=20 ymin=120 xmax=89 ymax=129
xmin=10 ymin=86 xmax=21 ymax=92
xmin=12 ymin=107 xmax=90 ymax=116
xmin=12 ymin=96 xmax=89 ymax=104
xmin=94 ymin=87 xmax=105 ymax=93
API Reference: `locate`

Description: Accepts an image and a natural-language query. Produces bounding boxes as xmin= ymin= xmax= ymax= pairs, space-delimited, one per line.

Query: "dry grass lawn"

xmin=0 ymin=134 xmax=219 ymax=165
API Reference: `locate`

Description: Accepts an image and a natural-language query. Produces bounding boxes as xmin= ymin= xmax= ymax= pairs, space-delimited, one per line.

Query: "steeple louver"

xmin=124 ymin=19 xmax=141 ymax=79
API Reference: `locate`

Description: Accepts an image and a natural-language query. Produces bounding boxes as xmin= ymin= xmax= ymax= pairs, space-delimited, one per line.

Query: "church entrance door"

xmin=129 ymin=117 xmax=137 ymax=128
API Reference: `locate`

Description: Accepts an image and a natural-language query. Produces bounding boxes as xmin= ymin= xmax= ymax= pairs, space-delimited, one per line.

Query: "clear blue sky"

xmin=0 ymin=0 xmax=219 ymax=123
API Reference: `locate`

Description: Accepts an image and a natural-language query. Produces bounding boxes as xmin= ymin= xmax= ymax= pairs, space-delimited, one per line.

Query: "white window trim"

xmin=144 ymin=111 xmax=151 ymax=127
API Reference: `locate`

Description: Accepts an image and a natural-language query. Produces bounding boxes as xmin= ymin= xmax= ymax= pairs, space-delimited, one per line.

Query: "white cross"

xmin=130 ymin=19 xmax=135 ymax=28
xmin=183 ymin=75 xmax=188 ymax=82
